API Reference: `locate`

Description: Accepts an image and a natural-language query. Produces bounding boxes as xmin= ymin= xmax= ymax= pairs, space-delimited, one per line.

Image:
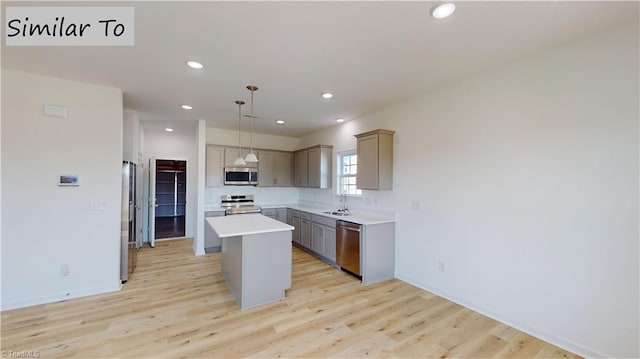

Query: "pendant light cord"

xmin=238 ymin=102 xmax=242 ymax=153
xmin=250 ymin=89 xmax=254 ymax=153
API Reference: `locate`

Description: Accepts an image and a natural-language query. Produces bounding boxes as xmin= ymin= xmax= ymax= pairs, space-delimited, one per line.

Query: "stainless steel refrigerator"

xmin=121 ymin=161 xmax=138 ymax=282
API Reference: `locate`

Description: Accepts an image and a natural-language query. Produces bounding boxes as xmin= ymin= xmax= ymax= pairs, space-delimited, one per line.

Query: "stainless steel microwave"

xmin=224 ymin=167 xmax=258 ymax=186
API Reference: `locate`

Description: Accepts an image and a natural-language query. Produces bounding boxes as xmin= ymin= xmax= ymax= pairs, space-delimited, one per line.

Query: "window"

xmin=338 ymin=152 xmax=362 ymax=196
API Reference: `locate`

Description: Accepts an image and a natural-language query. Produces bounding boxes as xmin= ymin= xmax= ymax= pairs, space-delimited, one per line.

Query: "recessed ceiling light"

xmin=165 ymin=128 xmax=174 ymax=132
xmin=181 ymin=104 xmax=193 ymax=110
xmin=276 ymin=120 xmax=285 ymax=124
xmin=431 ymin=3 xmax=456 ymax=19
xmin=186 ymin=61 xmax=203 ymax=69
xmin=336 ymin=118 xmax=345 ymax=123
xmin=322 ymin=92 xmax=334 ymax=99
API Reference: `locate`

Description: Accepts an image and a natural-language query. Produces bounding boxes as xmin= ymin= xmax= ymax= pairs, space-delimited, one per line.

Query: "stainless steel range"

xmin=221 ymin=195 xmax=262 ymax=215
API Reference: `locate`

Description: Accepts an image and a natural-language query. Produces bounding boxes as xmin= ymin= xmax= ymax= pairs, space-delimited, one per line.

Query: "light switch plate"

xmin=43 ymin=104 xmax=68 ymax=118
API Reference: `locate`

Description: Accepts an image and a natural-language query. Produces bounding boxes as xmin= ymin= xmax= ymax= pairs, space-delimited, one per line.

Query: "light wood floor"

xmin=1 ymin=239 xmax=580 ymax=358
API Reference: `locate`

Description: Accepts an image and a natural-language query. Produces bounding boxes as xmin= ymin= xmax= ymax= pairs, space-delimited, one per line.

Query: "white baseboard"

xmin=1 ymin=282 xmax=121 ymax=311
xmin=395 ymin=274 xmax=606 ymax=359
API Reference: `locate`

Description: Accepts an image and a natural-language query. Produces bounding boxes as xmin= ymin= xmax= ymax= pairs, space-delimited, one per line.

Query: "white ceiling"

xmin=2 ymin=1 xmax=637 ymax=137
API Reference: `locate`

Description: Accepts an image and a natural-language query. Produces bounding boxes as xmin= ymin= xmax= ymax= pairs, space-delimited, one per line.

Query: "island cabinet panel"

xmin=294 ymin=150 xmax=308 ymax=187
xmin=204 ymin=210 xmax=225 ymax=252
xmin=205 ymin=145 xmax=224 ymax=187
xmin=221 ymin=231 xmax=292 ymax=310
xmin=209 ymin=214 xmax=294 ymax=310
xmin=355 ymin=129 xmax=395 ymax=190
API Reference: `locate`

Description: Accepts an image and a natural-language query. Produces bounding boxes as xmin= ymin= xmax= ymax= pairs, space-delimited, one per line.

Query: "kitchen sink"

xmin=323 ymin=211 xmax=351 ymax=216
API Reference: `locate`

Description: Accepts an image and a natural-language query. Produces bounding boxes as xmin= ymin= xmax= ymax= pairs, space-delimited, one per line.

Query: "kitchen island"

xmin=206 ymin=214 xmax=294 ymax=310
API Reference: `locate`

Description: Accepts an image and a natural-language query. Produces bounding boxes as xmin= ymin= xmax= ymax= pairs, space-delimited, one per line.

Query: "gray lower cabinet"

xmin=291 ymin=215 xmax=301 ymax=245
xmin=288 ymin=209 xmax=301 ymax=245
xmin=263 ymin=208 xmax=288 ymax=223
xmin=311 ymin=222 xmax=324 ymax=253
xmin=204 ymin=210 xmax=225 ymax=252
xmin=287 ymin=207 xmax=395 ymax=286
xmin=324 ymin=227 xmax=336 ymax=262
xmin=300 ymin=217 xmax=311 ymax=248
xmin=310 ymin=214 xmax=336 ymax=262
xmin=262 ymin=208 xmax=277 ymax=219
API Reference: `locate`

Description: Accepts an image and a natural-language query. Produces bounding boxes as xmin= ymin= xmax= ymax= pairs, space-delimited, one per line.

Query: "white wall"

xmin=142 ymin=126 xmax=198 ymax=241
xmin=1 ymin=70 xmax=123 ymax=310
xmin=299 ymin=23 xmax=639 ymax=358
xmin=122 ymin=109 xmax=140 ymax=163
xmin=195 ymin=120 xmax=206 ymax=255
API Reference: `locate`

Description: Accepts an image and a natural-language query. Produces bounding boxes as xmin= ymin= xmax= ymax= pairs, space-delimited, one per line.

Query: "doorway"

xmin=153 ymin=159 xmax=187 ymax=240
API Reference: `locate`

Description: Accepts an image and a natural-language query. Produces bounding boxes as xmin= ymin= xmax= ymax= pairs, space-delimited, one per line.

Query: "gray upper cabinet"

xmin=355 ymin=129 xmax=395 ymax=190
xmin=258 ymin=150 xmax=292 ymax=187
xmin=294 ymin=150 xmax=308 ymax=187
xmin=295 ymin=145 xmax=332 ymax=188
xmin=258 ymin=151 xmax=276 ymax=186
xmin=224 ymin=148 xmax=257 ymax=168
xmin=205 ymin=145 xmax=224 ymax=187
xmin=275 ymin=152 xmax=293 ymax=187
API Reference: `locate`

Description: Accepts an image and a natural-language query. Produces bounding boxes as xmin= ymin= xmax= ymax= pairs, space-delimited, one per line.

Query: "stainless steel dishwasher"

xmin=336 ymin=220 xmax=362 ymax=278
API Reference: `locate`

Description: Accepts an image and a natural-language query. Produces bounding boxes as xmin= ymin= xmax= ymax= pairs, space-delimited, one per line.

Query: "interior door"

xmin=148 ymin=157 xmax=156 ymax=248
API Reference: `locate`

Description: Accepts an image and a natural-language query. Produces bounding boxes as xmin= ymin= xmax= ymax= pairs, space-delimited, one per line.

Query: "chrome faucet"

xmin=339 ymin=193 xmax=349 ymax=212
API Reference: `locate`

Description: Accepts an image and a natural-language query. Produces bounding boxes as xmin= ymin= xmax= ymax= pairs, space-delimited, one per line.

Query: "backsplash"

xmin=298 ymin=188 xmax=396 ymax=218
xmin=205 ymin=186 xmax=300 ymax=208
xmin=205 ymin=186 xmax=395 ymax=218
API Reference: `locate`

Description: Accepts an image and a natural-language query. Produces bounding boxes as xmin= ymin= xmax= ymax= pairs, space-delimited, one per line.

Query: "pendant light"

xmin=244 ymin=85 xmax=259 ymax=163
xmin=233 ymin=100 xmax=247 ymax=166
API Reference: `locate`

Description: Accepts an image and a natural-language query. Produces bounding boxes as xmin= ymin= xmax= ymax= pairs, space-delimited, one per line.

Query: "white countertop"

xmin=206 ymin=214 xmax=294 ymax=238
xmin=206 ymin=203 xmax=395 ymax=225
xmin=288 ymin=204 xmax=394 ymax=225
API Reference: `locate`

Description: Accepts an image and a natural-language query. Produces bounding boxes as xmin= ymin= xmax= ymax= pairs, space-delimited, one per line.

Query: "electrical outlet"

xmin=411 ymin=201 xmax=420 ymax=211
xmin=438 ymin=261 xmax=445 ymax=272
xmin=90 ymin=200 xmax=106 ymax=210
